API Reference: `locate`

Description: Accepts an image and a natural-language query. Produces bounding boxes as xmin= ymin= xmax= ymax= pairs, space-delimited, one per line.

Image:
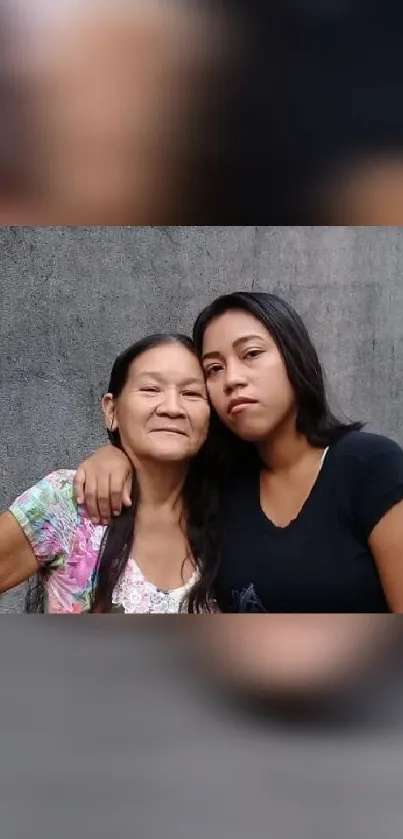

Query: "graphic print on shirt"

xmin=231 ymin=582 xmax=267 ymax=613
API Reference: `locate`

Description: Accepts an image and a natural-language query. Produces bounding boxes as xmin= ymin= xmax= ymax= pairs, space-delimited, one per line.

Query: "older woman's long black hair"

xmin=90 ymin=333 xmax=221 ymax=614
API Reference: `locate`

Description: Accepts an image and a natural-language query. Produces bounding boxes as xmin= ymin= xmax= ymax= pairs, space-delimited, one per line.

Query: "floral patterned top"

xmin=9 ymin=470 xmax=200 ymax=614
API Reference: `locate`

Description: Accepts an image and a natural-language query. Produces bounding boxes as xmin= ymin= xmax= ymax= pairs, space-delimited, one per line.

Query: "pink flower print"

xmin=70 ymin=601 xmax=85 ymax=614
xmin=47 ymin=572 xmax=75 ymax=613
xmin=68 ymin=523 xmax=100 ymax=591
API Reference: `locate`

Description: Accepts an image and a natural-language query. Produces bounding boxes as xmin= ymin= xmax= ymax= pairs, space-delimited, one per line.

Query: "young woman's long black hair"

xmin=192 ymin=291 xmax=363 ymax=461
xmin=90 ymin=333 xmax=221 ymax=614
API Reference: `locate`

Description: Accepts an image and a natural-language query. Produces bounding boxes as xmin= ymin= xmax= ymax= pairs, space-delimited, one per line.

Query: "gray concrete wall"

xmin=1 ymin=225 xmax=403 ymax=610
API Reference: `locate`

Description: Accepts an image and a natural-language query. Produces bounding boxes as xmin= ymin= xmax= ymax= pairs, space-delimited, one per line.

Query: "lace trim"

xmin=111 ymin=557 xmax=198 ymax=614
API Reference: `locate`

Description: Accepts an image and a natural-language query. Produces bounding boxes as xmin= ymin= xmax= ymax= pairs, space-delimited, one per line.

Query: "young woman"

xmin=74 ymin=291 xmax=403 ymax=612
xmin=0 ymin=333 xmax=221 ymax=613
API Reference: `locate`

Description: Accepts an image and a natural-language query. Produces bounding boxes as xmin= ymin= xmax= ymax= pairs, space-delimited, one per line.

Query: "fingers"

xmin=110 ymin=474 xmax=125 ymax=517
xmin=74 ymin=459 xmax=132 ymax=525
xmin=97 ymin=475 xmax=114 ymax=524
xmin=73 ymin=466 xmax=86 ymax=505
xmin=111 ymin=472 xmax=132 ymax=515
xmin=83 ymin=475 xmax=103 ymax=524
xmin=122 ymin=474 xmax=132 ymax=509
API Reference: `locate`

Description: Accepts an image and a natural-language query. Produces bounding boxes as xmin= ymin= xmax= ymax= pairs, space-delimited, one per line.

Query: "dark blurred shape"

xmin=311 ymin=155 xmax=403 ymax=224
xmin=0 ymin=9 xmax=34 ymax=220
xmin=3 ymin=1 xmax=403 ymax=222
xmin=213 ymin=0 xmax=403 ymax=224
xmin=226 ymin=0 xmax=403 ymax=222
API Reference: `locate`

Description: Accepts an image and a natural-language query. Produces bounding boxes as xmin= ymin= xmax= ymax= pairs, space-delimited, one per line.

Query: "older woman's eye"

xmin=183 ymin=390 xmax=204 ymax=398
xmin=140 ymin=386 xmax=159 ymax=393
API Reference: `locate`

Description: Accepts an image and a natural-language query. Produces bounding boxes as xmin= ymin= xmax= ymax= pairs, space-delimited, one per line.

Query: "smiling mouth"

xmin=151 ymin=428 xmax=187 ymax=436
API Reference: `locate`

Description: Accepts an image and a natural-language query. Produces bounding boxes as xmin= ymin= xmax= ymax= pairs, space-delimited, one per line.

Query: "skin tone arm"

xmin=369 ymin=499 xmax=403 ymax=613
xmin=73 ymin=446 xmax=133 ymax=524
xmin=0 ymin=512 xmax=39 ymax=593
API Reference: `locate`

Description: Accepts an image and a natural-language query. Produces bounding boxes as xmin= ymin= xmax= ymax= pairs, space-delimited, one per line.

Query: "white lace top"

xmin=111 ymin=557 xmax=199 ymax=614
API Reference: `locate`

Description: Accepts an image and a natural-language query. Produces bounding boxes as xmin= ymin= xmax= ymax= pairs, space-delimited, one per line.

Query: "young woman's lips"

xmin=228 ymin=399 xmax=258 ymax=415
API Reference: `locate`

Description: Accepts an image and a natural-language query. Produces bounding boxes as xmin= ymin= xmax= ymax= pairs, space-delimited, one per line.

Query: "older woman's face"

xmin=104 ymin=343 xmax=210 ymax=465
xmin=25 ymin=1 xmax=219 ymax=223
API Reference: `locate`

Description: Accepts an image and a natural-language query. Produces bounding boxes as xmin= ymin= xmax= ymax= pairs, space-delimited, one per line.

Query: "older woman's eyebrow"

xmin=135 ymin=372 xmax=205 ymax=386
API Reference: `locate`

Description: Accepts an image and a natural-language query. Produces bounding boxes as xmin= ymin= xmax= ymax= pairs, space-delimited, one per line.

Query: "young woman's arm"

xmin=0 ymin=512 xmax=39 ymax=593
xmin=73 ymin=446 xmax=133 ymax=524
xmin=354 ymin=438 xmax=403 ymax=612
xmin=369 ymin=500 xmax=403 ymax=612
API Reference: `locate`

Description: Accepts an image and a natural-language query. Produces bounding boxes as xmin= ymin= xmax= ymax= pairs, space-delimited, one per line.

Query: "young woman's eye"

xmin=244 ymin=349 xmax=263 ymax=360
xmin=204 ymin=364 xmax=222 ymax=378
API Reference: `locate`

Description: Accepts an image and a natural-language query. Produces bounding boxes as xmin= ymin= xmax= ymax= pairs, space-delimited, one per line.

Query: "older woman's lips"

xmin=150 ymin=427 xmax=188 ymax=435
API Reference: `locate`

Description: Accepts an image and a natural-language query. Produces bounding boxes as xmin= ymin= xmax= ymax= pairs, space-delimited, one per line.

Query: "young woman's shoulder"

xmin=333 ymin=430 xmax=403 ymax=462
xmin=332 ymin=431 xmax=403 ymax=541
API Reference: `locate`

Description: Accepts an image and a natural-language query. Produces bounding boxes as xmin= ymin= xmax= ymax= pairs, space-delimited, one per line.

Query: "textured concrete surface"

xmin=1 ymin=225 xmax=403 ymax=610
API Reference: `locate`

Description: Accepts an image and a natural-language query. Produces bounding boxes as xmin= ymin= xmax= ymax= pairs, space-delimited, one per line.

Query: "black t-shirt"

xmin=215 ymin=431 xmax=403 ymax=613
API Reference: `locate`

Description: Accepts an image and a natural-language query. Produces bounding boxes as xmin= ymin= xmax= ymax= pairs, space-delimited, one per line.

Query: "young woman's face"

xmin=201 ymin=309 xmax=296 ymax=442
xmin=104 ymin=343 xmax=210 ymax=464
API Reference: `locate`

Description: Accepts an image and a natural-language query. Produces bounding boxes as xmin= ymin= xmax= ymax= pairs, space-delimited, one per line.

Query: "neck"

xmin=131 ymin=457 xmax=188 ymax=510
xmin=256 ymin=415 xmax=319 ymax=474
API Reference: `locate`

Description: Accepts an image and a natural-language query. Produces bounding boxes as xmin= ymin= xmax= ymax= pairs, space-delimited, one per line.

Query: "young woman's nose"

xmin=223 ymin=359 xmax=248 ymax=394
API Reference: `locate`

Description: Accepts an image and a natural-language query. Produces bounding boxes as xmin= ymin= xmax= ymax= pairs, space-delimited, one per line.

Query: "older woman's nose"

xmin=156 ymin=389 xmax=186 ymax=417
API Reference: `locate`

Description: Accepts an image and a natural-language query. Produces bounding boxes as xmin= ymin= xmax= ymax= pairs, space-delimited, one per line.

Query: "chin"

xmin=150 ymin=447 xmax=190 ymax=461
xmin=224 ymin=415 xmax=274 ymax=442
xmin=147 ymin=436 xmax=195 ymax=460
xmin=225 ymin=408 xmax=295 ymax=444
xmin=231 ymin=425 xmax=271 ymax=443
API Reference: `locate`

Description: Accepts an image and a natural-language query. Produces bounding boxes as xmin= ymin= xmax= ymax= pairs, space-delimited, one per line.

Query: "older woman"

xmin=0 ymin=333 xmax=219 ymax=613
